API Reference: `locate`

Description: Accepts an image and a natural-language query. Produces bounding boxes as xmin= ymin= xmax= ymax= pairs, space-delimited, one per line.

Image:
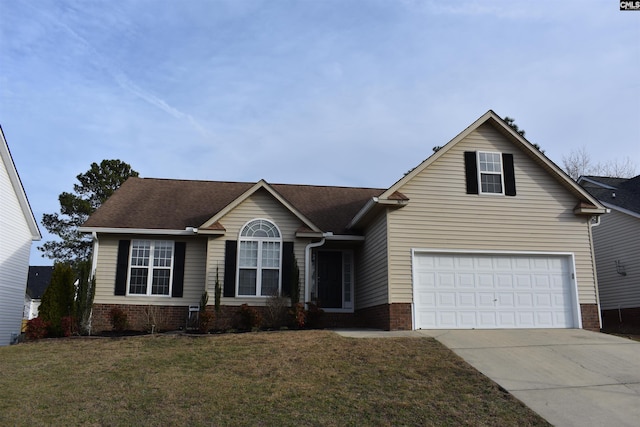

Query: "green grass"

xmin=0 ymin=331 xmax=549 ymax=426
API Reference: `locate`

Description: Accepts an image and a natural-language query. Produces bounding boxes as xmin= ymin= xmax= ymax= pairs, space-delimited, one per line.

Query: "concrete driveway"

xmin=418 ymin=329 xmax=640 ymax=427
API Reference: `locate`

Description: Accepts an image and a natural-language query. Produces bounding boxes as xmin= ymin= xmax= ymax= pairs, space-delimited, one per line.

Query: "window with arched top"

xmin=237 ymin=219 xmax=282 ymax=296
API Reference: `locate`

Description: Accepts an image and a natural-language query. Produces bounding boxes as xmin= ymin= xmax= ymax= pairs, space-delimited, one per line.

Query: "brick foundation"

xmin=580 ymin=304 xmax=601 ymax=331
xmin=601 ymin=307 xmax=640 ymax=333
xmin=355 ymin=303 xmax=412 ymax=331
xmin=91 ymin=304 xmax=190 ymax=333
xmin=91 ymin=303 xmax=359 ymax=333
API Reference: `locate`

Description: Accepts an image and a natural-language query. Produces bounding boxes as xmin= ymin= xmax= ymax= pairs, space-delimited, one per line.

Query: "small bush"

xmin=289 ymin=302 xmax=306 ymax=329
xmin=306 ymin=302 xmax=324 ymax=329
xmin=265 ymin=294 xmax=289 ymax=329
xmin=25 ymin=317 xmax=49 ymax=340
xmin=237 ymin=304 xmax=262 ymax=331
xmin=198 ymin=311 xmax=215 ymax=333
xmin=109 ymin=307 xmax=128 ymax=332
xmin=61 ymin=316 xmax=76 ymax=337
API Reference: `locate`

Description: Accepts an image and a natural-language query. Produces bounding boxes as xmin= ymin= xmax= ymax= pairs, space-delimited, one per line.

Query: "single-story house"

xmin=81 ymin=110 xmax=606 ymax=332
xmin=578 ymin=175 xmax=640 ymax=330
xmin=23 ymin=266 xmax=53 ymax=321
xmin=0 ymin=126 xmax=42 ymax=345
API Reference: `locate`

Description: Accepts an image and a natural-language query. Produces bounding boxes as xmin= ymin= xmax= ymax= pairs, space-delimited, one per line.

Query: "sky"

xmin=1 ymin=0 xmax=639 ymax=266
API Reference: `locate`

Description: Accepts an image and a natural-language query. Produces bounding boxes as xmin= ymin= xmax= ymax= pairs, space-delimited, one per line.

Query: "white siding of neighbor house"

xmin=356 ymin=211 xmax=389 ymax=309
xmin=205 ymin=188 xmax=309 ymax=306
xmin=387 ymin=123 xmax=598 ymax=305
xmin=0 ymin=150 xmax=36 ymax=345
xmin=592 ymin=208 xmax=640 ymax=310
xmin=93 ymin=235 xmax=207 ymax=306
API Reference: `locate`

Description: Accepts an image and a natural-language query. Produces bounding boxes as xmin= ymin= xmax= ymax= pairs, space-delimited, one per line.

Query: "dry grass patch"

xmin=0 ymin=331 xmax=549 ymax=426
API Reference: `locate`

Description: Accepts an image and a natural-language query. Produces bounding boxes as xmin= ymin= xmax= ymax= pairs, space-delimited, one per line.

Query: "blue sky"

xmin=1 ymin=0 xmax=639 ymax=265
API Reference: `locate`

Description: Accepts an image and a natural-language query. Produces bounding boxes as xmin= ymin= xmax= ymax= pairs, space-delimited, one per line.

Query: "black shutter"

xmin=223 ymin=240 xmax=237 ymax=297
xmin=464 ymin=151 xmax=479 ymax=194
xmin=281 ymin=242 xmax=294 ymax=297
xmin=503 ymin=153 xmax=516 ymax=196
xmin=171 ymin=242 xmax=186 ymax=297
xmin=115 ymin=240 xmax=130 ymax=296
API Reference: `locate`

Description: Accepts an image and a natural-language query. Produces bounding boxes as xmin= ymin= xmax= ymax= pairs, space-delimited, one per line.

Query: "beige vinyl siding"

xmin=356 ymin=212 xmax=389 ymax=308
xmin=205 ymin=188 xmax=309 ymax=306
xmin=592 ymin=209 xmax=640 ymax=309
xmin=388 ymin=123 xmax=597 ymax=304
xmin=93 ymin=235 xmax=207 ymax=305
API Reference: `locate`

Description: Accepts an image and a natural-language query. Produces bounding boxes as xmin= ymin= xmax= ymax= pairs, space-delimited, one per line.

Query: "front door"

xmin=317 ymin=251 xmax=343 ymax=309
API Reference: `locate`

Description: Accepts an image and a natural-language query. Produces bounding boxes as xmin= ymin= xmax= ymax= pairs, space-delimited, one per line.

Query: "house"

xmin=80 ymin=110 xmax=606 ymax=332
xmin=23 ymin=266 xmax=53 ymax=321
xmin=578 ymin=175 xmax=640 ymax=330
xmin=0 ymin=126 xmax=41 ymax=345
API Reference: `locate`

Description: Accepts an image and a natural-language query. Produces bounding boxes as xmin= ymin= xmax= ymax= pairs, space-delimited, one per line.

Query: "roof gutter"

xmin=347 ymin=196 xmax=408 ymax=229
xmin=78 ymin=226 xmax=219 ymax=236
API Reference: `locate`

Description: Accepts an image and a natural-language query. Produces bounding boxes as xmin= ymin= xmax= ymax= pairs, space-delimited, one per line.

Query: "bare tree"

xmin=562 ymin=146 xmax=637 ymax=180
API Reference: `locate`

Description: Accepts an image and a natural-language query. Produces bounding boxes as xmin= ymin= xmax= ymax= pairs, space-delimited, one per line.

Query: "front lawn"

xmin=0 ymin=331 xmax=549 ymax=426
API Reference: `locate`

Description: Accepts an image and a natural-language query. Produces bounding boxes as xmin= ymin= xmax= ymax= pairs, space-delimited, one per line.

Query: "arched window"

xmin=237 ymin=219 xmax=282 ymax=296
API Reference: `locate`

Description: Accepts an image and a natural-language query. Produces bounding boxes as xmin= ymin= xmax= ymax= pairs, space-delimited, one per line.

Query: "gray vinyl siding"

xmin=356 ymin=212 xmax=389 ymax=309
xmin=93 ymin=235 xmax=207 ymax=306
xmin=387 ymin=123 xmax=598 ymax=305
xmin=592 ymin=209 xmax=640 ymax=309
xmin=205 ymin=188 xmax=309 ymax=306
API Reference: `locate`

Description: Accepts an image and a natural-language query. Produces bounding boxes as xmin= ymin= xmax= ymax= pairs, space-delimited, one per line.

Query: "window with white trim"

xmin=478 ymin=151 xmax=504 ymax=194
xmin=128 ymin=240 xmax=174 ymax=296
xmin=237 ymin=219 xmax=282 ymax=296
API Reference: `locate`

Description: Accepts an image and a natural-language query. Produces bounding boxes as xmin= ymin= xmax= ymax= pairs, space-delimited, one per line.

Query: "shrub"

xmin=289 ymin=302 xmax=306 ymax=329
xmin=61 ymin=316 xmax=76 ymax=337
xmin=39 ymin=263 xmax=76 ymax=337
xmin=25 ymin=317 xmax=49 ymax=340
xmin=198 ymin=311 xmax=215 ymax=333
xmin=306 ymin=302 xmax=325 ymax=329
xmin=237 ymin=304 xmax=262 ymax=331
xmin=109 ymin=307 xmax=128 ymax=332
xmin=265 ymin=294 xmax=289 ymax=329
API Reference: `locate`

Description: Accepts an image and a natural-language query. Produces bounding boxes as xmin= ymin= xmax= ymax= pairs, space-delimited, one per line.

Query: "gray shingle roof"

xmin=26 ymin=266 xmax=53 ymax=299
xmin=580 ymin=175 xmax=640 ymax=215
xmin=82 ymin=177 xmax=388 ymax=234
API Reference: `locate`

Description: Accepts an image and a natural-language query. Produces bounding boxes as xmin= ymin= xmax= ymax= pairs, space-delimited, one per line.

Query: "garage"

xmin=412 ymin=251 xmax=580 ymax=329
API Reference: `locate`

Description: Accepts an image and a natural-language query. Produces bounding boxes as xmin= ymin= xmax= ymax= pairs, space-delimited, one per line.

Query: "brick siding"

xmin=580 ymin=303 xmax=601 ymax=331
xmin=355 ymin=303 xmax=412 ymax=331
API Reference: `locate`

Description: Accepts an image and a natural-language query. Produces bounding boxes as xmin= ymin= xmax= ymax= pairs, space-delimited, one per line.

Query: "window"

xmin=237 ymin=219 xmax=282 ymax=296
xmin=128 ymin=240 xmax=174 ymax=296
xmin=465 ymin=151 xmax=516 ymax=196
xmin=478 ymin=151 xmax=504 ymax=194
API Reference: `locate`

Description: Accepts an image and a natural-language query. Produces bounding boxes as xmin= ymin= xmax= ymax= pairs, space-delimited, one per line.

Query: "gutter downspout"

xmin=90 ymin=232 xmax=99 ymax=279
xmin=304 ymin=235 xmax=330 ymax=305
xmin=587 ymin=217 xmax=603 ymax=329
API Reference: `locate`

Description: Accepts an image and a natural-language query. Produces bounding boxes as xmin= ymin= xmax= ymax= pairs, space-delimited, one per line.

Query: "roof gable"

xmin=0 ymin=126 xmax=41 ymax=240
xmin=379 ymin=110 xmax=605 ymax=210
xmin=201 ymin=180 xmax=321 ymax=233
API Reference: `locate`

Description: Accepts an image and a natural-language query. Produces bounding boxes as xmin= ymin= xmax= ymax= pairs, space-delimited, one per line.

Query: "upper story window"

xmin=128 ymin=240 xmax=174 ymax=296
xmin=237 ymin=219 xmax=282 ymax=297
xmin=464 ymin=151 xmax=516 ymax=197
xmin=478 ymin=151 xmax=504 ymax=195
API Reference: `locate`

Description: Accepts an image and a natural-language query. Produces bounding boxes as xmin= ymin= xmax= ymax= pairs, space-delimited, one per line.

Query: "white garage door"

xmin=413 ymin=252 xmax=577 ymax=329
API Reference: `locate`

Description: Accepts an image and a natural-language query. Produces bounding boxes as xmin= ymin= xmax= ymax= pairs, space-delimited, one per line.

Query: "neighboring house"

xmin=23 ymin=266 xmax=53 ymax=321
xmin=0 ymin=126 xmax=42 ymax=345
xmin=80 ymin=111 xmax=606 ymax=332
xmin=578 ymin=175 xmax=640 ymax=329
